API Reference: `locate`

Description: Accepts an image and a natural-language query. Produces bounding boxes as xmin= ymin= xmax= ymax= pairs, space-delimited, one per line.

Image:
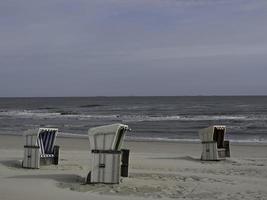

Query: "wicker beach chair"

xmin=199 ymin=125 xmax=230 ymax=161
xmin=86 ymin=123 xmax=130 ymax=184
xmin=22 ymin=128 xmax=60 ymax=169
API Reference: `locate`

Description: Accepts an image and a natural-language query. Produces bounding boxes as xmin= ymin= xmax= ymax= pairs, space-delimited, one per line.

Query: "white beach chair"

xmin=22 ymin=128 xmax=60 ymax=169
xmin=86 ymin=123 xmax=130 ymax=184
xmin=199 ymin=125 xmax=230 ymax=161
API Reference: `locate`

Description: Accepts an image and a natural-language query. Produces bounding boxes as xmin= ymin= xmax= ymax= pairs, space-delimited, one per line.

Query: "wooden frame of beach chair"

xmin=86 ymin=124 xmax=130 ymax=184
xmin=22 ymin=128 xmax=60 ymax=169
xmin=199 ymin=125 xmax=230 ymax=161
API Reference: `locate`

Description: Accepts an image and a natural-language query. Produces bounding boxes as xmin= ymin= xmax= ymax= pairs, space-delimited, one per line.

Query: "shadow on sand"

xmin=8 ymin=173 xmax=85 ymax=184
xmin=0 ymin=160 xmax=22 ymax=169
xmin=148 ymin=156 xmax=241 ymax=165
xmin=0 ymin=160 xmax=85 ymax=184
xmin=149 ymin=156 xmax=201 ymax=162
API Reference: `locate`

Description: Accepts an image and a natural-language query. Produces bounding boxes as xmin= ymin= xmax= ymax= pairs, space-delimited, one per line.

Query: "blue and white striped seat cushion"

xmin=37 ymin=129 xmax=57 ymax=155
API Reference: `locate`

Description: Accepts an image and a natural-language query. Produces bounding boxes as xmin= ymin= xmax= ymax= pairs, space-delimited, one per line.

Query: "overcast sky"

xmin=0 ymin=0 xmax=267 ymax=97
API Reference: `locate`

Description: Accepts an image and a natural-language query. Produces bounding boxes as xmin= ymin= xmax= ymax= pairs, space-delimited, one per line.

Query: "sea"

xmin=0 ymin=96 xmax=267 ymax=143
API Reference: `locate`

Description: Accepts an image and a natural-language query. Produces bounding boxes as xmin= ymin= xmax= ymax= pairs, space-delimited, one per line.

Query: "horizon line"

xmin=0 ymin=95 xmax=267 ymax=98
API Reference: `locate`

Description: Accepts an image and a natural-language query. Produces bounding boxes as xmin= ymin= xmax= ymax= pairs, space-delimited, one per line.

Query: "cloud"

xmin=239 ymin=0 xmax=267 ymax=12
xmin=121 ymin=44 xmax=267 ymax=62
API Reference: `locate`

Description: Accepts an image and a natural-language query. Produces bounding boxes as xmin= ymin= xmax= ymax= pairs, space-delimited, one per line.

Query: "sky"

xmin=0 ymin=0 xmax=267 ymax=97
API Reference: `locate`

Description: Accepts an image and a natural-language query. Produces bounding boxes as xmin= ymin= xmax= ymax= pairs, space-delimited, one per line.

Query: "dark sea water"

xmin=0 ymin=96 xmax=267 ymax=143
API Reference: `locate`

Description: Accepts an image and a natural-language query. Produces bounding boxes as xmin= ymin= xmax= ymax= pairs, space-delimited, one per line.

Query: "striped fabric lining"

xmin=37 ymin=129 xmax=57 ymax=155
xmin=37 ymin=136 xmax=45 ymax=155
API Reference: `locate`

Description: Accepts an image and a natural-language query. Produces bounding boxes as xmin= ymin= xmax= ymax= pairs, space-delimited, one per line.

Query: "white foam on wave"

xmin=57 ymin=132 xmax=88 ymax=138
xmin=127 ymin=137 xmax=267 ymax=144
xmin=79 ymin=114 xmax=119 ymax=119
xmin=55 ymin=132 xmax=201 ymax=142
xmin=1 ymin=130 xmax=267 ymax=144
xmin=0 ymin=110 xmax=119 ymax=120
xmin=129 ymin=135 xmax=267 ymax=144
xmin=1 ymin=110 xmax=266 ymax=123
xmin=227 ymin=138 xmax=267 ymax=144
xmin=121 ymin=115 xmax=181 ymax=122
xmin=181 ymin=115 xmax=248 ymax=121
xmin=125 ymin=136 xmax=200 ymax=143
xmin=121 ymin=115 xmax=251 ymax=122
xmin=0 ymin=110 xmax=61 ymax=118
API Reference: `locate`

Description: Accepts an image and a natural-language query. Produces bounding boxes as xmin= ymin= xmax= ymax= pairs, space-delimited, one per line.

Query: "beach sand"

xmin=1 ymin=134 xmax=267 ymax=200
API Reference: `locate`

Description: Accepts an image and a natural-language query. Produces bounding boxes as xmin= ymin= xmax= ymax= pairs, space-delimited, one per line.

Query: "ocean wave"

xmin=121 ymin=115 xmax=181 ymax=122
xmin=57 ymin=132 xmax=88 ymax=138
xmin=1 ymin=110 xmax=266 ymax=122
xmin=121 ymin=115 xmax=249 ymax=122
xmin=79 ymin=104 xmax=104 ymax=108
xmin=37 ymin=107 xmax=56 ymax=110
xmin=53 ymin=132 xmax=201 ymax=142
xmin=0 ymin=110 xmax=119 ymax=120
xmin=0 ymin=110 xmax=62 ymax=118
xmin=126 ymin=137 xmax=267 ymax=144
xmin=227 ymin=137 xmax=267 ymax=144
xmin=180 ymin=115 xmax=248 ymax=121
xmin=1 ymin=129 xmax=267 ymax=144
xmin=125 ymin=136 xmax=200 ymax=143
xmin=56 ymin=133 xmax=267 ymax=144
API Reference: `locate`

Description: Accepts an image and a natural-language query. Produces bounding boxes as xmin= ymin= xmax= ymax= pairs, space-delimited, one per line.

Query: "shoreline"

xmin=1 ymin=132 xmax=267 ymax=146
xmin=1 ymin=134 xmax=267 ymax=157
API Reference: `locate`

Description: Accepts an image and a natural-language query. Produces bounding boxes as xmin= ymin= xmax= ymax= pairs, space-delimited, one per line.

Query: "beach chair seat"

xmin=199 ymin=125 xmax=230 ymax=161
xmin=22 ymin=128 xmax=60 ymax=169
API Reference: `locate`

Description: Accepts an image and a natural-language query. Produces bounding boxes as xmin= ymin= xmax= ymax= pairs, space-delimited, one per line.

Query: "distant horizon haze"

xmin=1 ymin=95 xmax=267 ymax=98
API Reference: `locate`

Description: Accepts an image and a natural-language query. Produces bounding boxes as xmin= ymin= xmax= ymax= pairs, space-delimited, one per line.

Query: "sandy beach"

xmin=1 ymin=134 xmax=267 ymax=200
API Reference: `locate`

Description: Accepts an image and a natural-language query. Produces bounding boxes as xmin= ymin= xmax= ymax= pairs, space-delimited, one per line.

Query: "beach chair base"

xmin=201 ymin=141 xmax=230 ymax=161
xmin=22 ymin=145 xmax=40 ymax=169
xmin=87 ymin=150 xmax=121 ymax=184
xmin=22 ymin=145 xmax=60 ymax=168
xmin=121 ymin=149 xmax=130 ymax=177
xmin=224 ymin=140 xmax=230 ymax=157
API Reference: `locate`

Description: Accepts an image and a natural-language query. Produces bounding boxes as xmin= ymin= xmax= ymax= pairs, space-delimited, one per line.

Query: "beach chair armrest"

xmin=53 ymin=145 xmax=60 ymax=153
xmin=53 ymin=145 xmax=60 ymax=165
xmin=223 ymin=140 xmax=230 ymax=147
xmin=223 ymin=140 xmax=230 ymax=157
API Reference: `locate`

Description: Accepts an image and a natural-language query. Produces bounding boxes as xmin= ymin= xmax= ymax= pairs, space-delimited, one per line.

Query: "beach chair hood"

xmin=88 ymin=123 xmax=129 ymax=151
xmin=25 ymin=128 xmax=58 ymax=154
xmin=199 ymin=125 xmax=226 ymax=142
